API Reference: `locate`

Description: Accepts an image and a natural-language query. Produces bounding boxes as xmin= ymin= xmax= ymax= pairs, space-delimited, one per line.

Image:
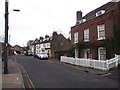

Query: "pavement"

xmin=1 ymin=57 xmax=119 ymax=89
xmin=51 ymin=59 xmax=119 ymax=81
xmin=50 ymin=58 xmax=108 ymax=75
xmin=1 ymin=60 xmax=25 ymax=89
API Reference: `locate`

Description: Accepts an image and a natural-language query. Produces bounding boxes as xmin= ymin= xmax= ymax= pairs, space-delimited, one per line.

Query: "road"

xmin=12 ymin=55 xmax=118 ymax=88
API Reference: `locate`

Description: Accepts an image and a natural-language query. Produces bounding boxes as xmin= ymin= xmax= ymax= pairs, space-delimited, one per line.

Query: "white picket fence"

xmin=60 ymin=55 xmax=120 ymax=71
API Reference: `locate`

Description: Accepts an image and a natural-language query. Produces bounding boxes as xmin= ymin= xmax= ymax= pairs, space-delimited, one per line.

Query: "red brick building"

xmin=13 ymin=45 xmax=23 ymax=54
xmin=71 ymin=1 xmax=120 ymax=60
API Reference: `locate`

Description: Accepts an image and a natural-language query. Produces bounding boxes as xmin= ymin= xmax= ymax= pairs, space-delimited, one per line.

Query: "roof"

xmin=83 ymin=2 xmax=118 ymax=21
xmin=13 ymin=44 xmax=21 ymax=48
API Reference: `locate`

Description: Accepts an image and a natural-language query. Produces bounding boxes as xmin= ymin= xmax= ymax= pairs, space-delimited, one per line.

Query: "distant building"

xmin=28 ymin=32 xmax=71 ymax=59
xmin=71 ymin=1 xmax=120 ymax=60
xmin=27 ymin=40 xmax=34 ymax=46
xmin=8 ymin=44 xmax=14 ymax=56
xmin=13 ymin=45 xmax=23 ymax=54
xmin=0 ymin=42 xmax=3 ymax=59
xmin=0 ymin=42 xmax=14 ymax=59
xmin=51 ymin=32 xmax=71 ymax=59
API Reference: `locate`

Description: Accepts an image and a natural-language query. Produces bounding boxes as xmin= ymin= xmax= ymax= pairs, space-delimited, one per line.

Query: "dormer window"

xmin=50 ymin=37 xmax=52 ymax=40
xmin=96 ymin=10 xmax=105 ymax=17
xmin=40 ymin=40 xmax=42 ymax=42
xmin=78 ymin=19 xmax=86 ymax=24
xmin=46 ymin=38 xmax=49 ymax=41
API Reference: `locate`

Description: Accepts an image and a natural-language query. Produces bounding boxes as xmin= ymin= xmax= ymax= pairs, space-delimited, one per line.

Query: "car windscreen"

xmin=40 ymin=53 xmax=47 ymax=55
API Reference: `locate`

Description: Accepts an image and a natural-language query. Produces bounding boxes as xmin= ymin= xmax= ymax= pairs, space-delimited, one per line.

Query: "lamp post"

xmin=3 ymin=0 xmax=9 ymax=74
xmin=3 ymin=0 xmax=20 ymax=74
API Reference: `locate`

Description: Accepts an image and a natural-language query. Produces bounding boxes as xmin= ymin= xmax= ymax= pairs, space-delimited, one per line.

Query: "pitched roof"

xmin=13 ymin=44 xmax=21 ymax=48
xmin=83 ymin=2 xmax=118 ymax=20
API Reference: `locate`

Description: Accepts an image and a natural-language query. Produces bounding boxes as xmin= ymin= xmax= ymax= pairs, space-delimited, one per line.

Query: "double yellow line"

xmin=16 ymin=62 xmax=35 ymax=89
xmin=25 ymin=73 xmax=35 ymax=89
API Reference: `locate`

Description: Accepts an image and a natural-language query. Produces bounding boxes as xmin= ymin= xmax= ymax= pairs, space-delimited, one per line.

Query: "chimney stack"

xmin=76 ymin=10 xmax=82 ymax=22
xmin=52 ymin=31 xmax=58 ymax=37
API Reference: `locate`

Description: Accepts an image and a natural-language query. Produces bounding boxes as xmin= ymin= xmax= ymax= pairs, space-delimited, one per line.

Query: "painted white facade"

xmin=36 ymin=44 xmax=40 ymax=54
xmin=34 ymin=42 xmax=51 ymax=57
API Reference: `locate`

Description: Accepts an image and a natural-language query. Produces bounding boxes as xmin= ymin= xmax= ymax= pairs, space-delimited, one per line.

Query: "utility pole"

xmin=3 ymin=0 xmax=20 ymax=74
xmin=3 ymin=0 xmax=9 ymax=74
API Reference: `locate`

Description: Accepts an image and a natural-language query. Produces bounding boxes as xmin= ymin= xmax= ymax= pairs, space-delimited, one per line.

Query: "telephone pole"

xmin=3 ymin=0 xmax=9 ymax=74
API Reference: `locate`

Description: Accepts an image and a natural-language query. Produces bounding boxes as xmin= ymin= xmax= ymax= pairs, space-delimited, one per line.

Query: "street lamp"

xmin=3 ymin=0 xmax=20 ymax=74
xmin=13 ymin=9 xmax=20 ymax=12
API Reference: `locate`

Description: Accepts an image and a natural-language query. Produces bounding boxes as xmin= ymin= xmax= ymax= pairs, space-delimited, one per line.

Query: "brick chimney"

xmin=52 ymin=31 xmax=58 ymax=37
xmin=76 ymin=10 xmax=82 ymax=22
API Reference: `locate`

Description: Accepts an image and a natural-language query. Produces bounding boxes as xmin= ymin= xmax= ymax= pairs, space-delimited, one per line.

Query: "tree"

xmin=68 ymin=45 xmax=75 ymax=57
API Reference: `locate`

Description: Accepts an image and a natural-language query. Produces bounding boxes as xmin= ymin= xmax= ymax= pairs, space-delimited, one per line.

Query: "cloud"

xmin=0 ymin=0 xmax=111 ymax=46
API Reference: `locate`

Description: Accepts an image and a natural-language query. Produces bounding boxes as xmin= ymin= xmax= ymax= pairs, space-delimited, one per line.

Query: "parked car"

xmin=35 ymin=52 xmax=48 ymax=60
xmin=34 ymin=53 xmax=39 ymax=58
xmin=25 ymin=50 xmax=33 ymax=56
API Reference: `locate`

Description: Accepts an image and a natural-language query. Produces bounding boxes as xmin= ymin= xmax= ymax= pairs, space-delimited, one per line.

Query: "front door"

xmin=98 ymin=47 xmax=106 ymax=60
xmin=84 ymin=49 xmax=92 ymax=59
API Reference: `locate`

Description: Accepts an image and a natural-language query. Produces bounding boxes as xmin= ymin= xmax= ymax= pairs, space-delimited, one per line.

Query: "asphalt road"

xmin=13 ymin=55 xmax=118 ymax=88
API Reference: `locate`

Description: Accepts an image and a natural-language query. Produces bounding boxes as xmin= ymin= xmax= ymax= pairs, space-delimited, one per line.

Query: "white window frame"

xmin=46 ymin=43 xmax=50 ymax=48
xmin=75 ymin=48 xmax=78 ymax=58
xmin=96 ymin=10 xmax=105 ymax=17
xmin=84 ymin=29 xmax=89 ymax=42
xmin=74 ymin=32 xmax=78 ymax=44
xmin=83 ymin=49 xmax=92 ymax=59
xmin=97 ymin=24 xmax=105 ymax=40
xmin=98 ymin=47 xmax=106 ymax=60
xmin=43 ymin=43 xmax=46 ymax=48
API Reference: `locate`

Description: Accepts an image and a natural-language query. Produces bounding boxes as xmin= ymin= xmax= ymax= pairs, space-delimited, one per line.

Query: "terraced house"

xmin=28 ymin=32 xmax=71 ymax=59
xmin=71 ymin=0 xmax=120 ymax=60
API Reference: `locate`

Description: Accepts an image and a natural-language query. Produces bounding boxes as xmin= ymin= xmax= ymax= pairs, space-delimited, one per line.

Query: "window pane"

xmin=84 ymin=29 xmax=89 ymax=41
xmin=74 ymin=32 xmax=78 ymax=43
xmin=98 ymin=24 xmax=105 ymax=39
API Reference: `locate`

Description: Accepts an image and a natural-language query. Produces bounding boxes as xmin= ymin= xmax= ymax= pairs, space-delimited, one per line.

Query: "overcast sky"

xmin=0 ymin=0 xmax=111 ymax=46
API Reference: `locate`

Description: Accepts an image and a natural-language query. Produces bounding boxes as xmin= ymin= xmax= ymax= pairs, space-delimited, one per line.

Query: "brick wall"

xmin=71 ymin=1 xmax=120 ymax=59
xmin=71 ymin=11 xmax=114 ymax=43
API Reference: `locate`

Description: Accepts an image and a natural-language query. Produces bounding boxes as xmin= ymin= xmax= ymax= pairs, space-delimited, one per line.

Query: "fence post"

xmin=106 ymin=59 xmax=109 ymax=70
xmin=93 ymin=60 xmax=95 ymax=69
xmin=60 ymin=56 xmax=62 ymax=62
xmin=115 ymin=55 xmax=118 ymax=67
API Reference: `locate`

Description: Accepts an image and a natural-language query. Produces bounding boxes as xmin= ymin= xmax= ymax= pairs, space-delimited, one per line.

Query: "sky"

xmin=0 ymin=0 xmax=111 ymax=47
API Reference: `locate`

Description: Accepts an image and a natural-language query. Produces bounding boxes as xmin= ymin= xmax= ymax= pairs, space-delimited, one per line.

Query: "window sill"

xmin=74 ymin=42 xmax=78 ymax=44
xmin=97 ymin=38 xmax=105 ymax=41
xmin=84 ymin=40 xmax=89 ymax=42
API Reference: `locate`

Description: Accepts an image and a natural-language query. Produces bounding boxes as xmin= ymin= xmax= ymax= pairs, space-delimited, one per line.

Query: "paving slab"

xmin=2 ymin=60 xmax=24 ymax=89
